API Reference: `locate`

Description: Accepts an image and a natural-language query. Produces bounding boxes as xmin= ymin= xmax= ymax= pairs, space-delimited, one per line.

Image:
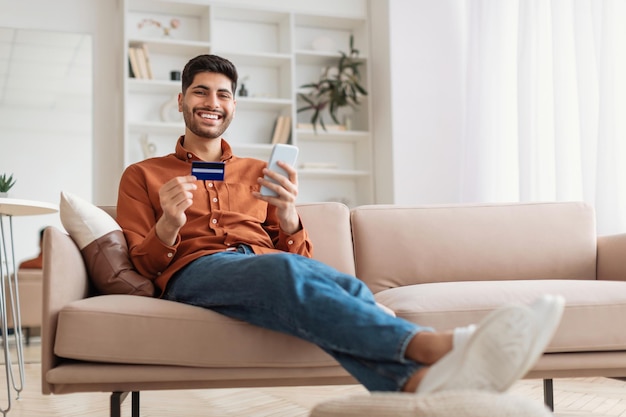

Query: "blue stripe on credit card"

xmin=191 ymin=161 xmax=225 ymax=181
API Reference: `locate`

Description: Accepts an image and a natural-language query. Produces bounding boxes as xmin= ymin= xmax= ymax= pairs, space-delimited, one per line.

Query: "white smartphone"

xmin=260 ymin=144 xmax=299 ymax=197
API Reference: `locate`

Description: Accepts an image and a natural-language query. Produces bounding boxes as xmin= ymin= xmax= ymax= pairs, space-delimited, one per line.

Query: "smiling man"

xmin=115 ymin=54 xmax=564 ymax=395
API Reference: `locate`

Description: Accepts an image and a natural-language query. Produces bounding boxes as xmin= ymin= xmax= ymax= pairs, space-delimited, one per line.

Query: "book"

xmin=128 ymin=56 xmax=135 ymax=78
xmin=135 ymin=46 xmax=150 ymax=79
xmin=270 ymin=116 xmax=286 ymax=144
xmin=276 ymin=116 xmax=292 ymax=144
xmin=141 ymin=43 xmax=154 ymax=79
xmin=128 ymin=47 xmax=142 ymax=79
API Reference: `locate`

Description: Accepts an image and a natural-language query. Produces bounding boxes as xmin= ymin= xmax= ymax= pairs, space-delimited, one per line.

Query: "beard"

xmin=182 ymin=102 xmax=233 ymax=139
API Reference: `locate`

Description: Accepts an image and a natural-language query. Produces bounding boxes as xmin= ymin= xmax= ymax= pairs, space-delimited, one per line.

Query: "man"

xmin=117 ymin=54 xmax=564 ymax=394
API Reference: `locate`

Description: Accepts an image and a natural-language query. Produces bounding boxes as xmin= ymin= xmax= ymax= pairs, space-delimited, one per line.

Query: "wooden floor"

xmin=2 ymin=340 xmax=626 ymax=416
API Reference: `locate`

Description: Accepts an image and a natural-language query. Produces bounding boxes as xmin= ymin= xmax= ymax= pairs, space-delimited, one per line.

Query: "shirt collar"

xmin=174 ymin=136 xmax=234 ymax=163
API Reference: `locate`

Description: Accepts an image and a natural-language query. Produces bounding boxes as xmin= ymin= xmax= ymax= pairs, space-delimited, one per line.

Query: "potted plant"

xmin=0 ymin=173 xmax=16 ymax=197
xmin=297 ymin=35 xmax=368 ymax=132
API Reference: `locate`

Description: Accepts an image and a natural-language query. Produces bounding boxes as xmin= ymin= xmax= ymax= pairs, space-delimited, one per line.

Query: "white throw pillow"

xmin=59 ymin=191 xmax=155 ymax=297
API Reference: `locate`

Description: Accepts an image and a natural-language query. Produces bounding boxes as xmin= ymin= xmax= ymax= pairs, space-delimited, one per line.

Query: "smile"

xmin=199 ymin=112 xmax=220 ymax=120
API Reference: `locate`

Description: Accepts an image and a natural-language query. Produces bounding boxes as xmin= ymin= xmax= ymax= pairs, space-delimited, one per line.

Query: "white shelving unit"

xmin=123 ymin=0 xmax=373 ymax=206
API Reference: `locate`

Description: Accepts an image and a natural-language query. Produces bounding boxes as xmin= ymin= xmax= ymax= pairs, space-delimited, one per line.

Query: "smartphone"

xmin=260 ymin=144 xmax=299 ymax=197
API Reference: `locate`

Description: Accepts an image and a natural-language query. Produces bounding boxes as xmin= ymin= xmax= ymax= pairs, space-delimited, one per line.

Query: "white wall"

xmin=371 ymin=0 xmax=465 ymax=204
xmin=0 ymin=0 xmax=122 ymax=262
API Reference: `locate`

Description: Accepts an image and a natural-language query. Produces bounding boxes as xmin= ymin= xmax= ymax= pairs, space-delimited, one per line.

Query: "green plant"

xmin=0 ymin=173 xmax=16 ymax=193
xmin=297 ymin=35 xmax=368 ymax=132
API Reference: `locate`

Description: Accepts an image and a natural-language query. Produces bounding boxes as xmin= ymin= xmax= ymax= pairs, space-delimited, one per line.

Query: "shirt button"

xmin=157 ymin=272 xmax=162 ymax=276
xmin=212 ymin=197 xmax=218 ymax=203
xmin=212 ymin=219 xmax=217 ymax=224
xmin=167 ymin=253 xmax=173 ymax=258
xmin=187 ymin=153 xmax=192 ymax=159
xmin=208 ymin=182 xmax=214 ymax=188
xmin=288 ymin=240 xmax=294 ymax=245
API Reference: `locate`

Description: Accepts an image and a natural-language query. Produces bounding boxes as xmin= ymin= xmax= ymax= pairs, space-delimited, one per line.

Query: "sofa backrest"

xmin=102 ymin=202 xmax=356 ymax=276
xmin=351 ymin=202 xmax=597 ymax=294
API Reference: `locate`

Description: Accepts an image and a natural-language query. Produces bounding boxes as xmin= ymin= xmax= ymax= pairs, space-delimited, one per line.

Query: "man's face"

xmin=179 ymin=71 xmax=236 ymax=140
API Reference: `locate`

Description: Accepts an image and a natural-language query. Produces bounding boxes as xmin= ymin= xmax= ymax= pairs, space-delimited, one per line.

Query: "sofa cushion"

xmin=54 ymin=295 xmax=341 ymax=368
xmin=59 ymin=191 xmax=155 ymax=297
xmin=376 ymin=279 xmax=626 ymax=353
xmin=351 ymin=202 xmax=597 ymax=293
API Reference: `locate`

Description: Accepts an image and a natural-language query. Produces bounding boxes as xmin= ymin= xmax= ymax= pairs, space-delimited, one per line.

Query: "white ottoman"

xmin=310 ymin=390 xmax=551 ymax=417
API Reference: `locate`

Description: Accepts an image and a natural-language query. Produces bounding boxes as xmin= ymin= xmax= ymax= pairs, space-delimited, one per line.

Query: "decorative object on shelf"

xmin=137 ymin=17 xmax=180 ymax=38
xmin=160 ymin=94 xmax=183 ymax=123
xmin=139 ymin=135 xmax=157 ymax=159
xmin=297 ymin=35 xmax=368 ymax=132
xmin=238 ymin=76 xmax=249 ymax=97
xmin=0 ymin=173 xmax=16 ymax=197
xmin=170 ymin=70 xmax=181 ymax=81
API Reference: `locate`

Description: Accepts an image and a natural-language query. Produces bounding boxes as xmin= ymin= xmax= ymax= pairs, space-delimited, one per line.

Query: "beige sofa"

xmin=7 ymin=268 xmax=42 ymax=344
xmin=41 ymin=201 xmax=626 ymax=416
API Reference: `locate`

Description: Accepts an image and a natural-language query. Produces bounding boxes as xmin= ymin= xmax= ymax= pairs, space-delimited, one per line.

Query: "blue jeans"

xmin=163 ymin=245 xmax=429 ymax=391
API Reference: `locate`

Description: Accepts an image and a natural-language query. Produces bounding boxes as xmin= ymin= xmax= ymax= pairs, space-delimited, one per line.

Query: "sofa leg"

xmin=543 ymin=379 xmax=554 ymax=411
xmin=132 ymin=391 xmax=140 ymax=417
xmin=111 ymin=391 xmax=140 ymax=417
xmin=24 ymin=327 xmax=30 ymax=346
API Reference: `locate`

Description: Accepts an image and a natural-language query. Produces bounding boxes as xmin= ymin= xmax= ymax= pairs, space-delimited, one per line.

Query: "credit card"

xmin=191 ymin=161 xmax=225 ymax=181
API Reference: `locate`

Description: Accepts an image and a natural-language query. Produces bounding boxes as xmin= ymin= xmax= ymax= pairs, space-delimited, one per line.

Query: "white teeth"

xmin=201 ymin=113 xmax=218 ymax=119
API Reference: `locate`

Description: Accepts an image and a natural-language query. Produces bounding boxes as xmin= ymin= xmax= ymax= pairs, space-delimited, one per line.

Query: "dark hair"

xmin=181 ymin=54 xmax=238 ymax=95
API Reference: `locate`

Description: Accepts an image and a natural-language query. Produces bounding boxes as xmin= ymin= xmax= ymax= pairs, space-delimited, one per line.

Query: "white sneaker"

xmin=416 ymin=294 xmax=565 ymax=395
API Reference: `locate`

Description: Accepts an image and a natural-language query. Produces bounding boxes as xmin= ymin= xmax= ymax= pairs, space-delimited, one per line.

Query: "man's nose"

xmin=202 ymin=93 xmax=220 ymax=108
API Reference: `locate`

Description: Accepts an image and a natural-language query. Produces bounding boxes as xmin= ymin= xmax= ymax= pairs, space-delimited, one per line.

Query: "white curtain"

xmin=460 ymin=0 xmax=626 ymax=234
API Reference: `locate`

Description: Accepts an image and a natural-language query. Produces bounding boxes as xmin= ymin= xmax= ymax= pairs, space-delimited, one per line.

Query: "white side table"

xmin=0 ymin=198 xmax=58 ymax=415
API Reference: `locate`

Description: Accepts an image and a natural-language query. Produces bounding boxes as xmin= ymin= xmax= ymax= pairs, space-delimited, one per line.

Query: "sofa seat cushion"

xmin=376 ymin=279 xmax=626 ymax=353
xmin=54 ymin=295 xmax=339 ymax=368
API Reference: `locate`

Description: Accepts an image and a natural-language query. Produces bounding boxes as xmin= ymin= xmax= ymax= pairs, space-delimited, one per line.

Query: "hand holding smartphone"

xmin=260 ymin=144 xmax=299 ymax=197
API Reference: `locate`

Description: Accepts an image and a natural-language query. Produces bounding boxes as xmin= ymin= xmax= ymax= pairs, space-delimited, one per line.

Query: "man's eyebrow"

xmin=190 ymin=85 xmax=233 ymax=95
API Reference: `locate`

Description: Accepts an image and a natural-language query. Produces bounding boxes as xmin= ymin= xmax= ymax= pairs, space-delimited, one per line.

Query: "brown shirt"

xmin=116 ymin=138 xmax=313 ymax=292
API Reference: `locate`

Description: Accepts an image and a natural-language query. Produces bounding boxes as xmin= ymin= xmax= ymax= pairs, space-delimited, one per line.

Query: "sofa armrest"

xmin=597 ymin=233 xmax=626 ymax=281
xmin=41 ymin=226 xmax=90 ymax=394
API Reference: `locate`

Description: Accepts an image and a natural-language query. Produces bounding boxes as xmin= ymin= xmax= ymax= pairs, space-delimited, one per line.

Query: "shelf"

xmin=294 ymin=14 xmax=367 ymax=29
xmin=236 ymin=97 xmax=292 ymax=111
xmin=128 ymin=0 xmax=210 ymax=16
xmin=129 ymin=121 xmax=184 ymax=135
xmin=299 ymin=169 xmax=370 ymax=179
xmin=296 ymin=129 xmax=369 ymax=142
xmin=215 ymin=51 xmax=292 ymax=67
xmin=123 ymin=0 xmax=373 ymax=204
xmin=129 ymin=38 xmax=211 ymax=56
xmin=295 ymin=50 xmax=368 ymax=64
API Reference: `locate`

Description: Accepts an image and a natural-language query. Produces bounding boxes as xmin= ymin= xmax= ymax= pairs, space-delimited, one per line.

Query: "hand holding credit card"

xmin=191 ymin=161 xmax=225 ymax=181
